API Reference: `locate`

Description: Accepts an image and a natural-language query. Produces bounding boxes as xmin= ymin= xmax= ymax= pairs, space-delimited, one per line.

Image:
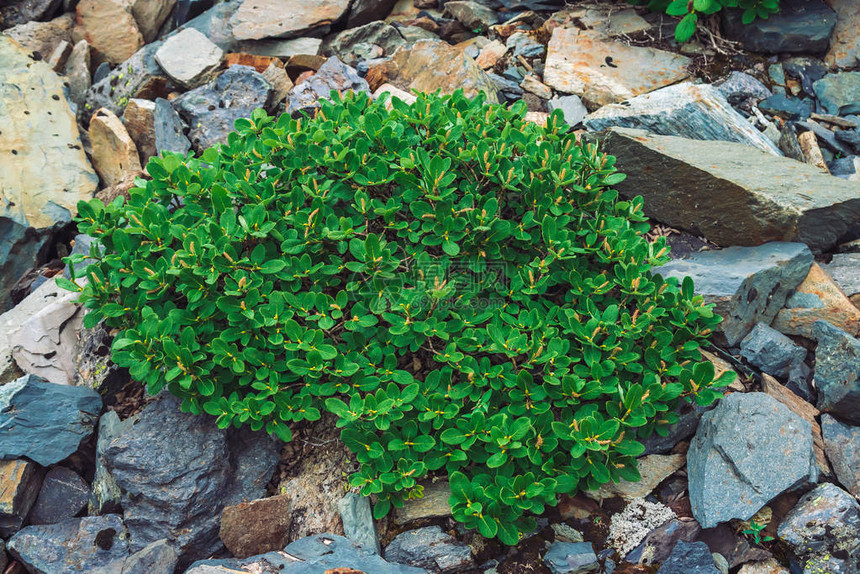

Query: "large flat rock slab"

xmin=229 ymin=0 xmax=349 ymax=41
xmin=600 ymin=127 xmax=860 ymax=252
xmin=543 ymin=28 xmax=690 ymax=107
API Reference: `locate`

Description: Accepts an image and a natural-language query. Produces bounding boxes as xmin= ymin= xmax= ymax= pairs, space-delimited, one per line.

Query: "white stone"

xmin=155 ymin=28 xmax=223 ymax=89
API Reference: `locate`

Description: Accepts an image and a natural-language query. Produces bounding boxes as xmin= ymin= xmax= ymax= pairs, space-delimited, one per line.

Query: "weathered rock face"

xmin=89 ymin=410 xmax=133 ymax=516
xmin=154 ymin=27 xmax=223 ymax=89
xmin=813 ymin=72 xmax=860 ymax=116
xmin=722 ymin=0 xmax=836 ymax=54
xmin=445 ymin=1 xmax=497 ymax=32
xmin=323 ymin=21 xmax=405 ymax=66
xmin=3 ymin=13 xmax=74 ymax=60
xmin=89 ymin=108 xmax=143 ymax=188
xmin=544 ymin=29 xmax=690 ymax=107
xmin=286 ymin=56 xmax=369 ymax=115
xmin=655 ymin=541 xmax=720 ymax=574
xmin=219 ymin=494 xmax=292 ymax=559
xmin=777 ymin=482 xmax=860 ymax=571
xmin=121 ymin=539 xmax=179 ymax=574
xmin=626 ymin=518 xmax=701 ymax=566
xmin=0 ymin=0 xmax=61 ymax=29
xmin=587 ymin=454 xmax=685 ymax=502
xmin=74 ymin=0 xmax=145 ymax=64
xmin=0 ymin=36 xmax=98 ymax=311
xmin=154 ymin=98 xmax=192 ymax=156
xmin=656 ymin=243 xmax=812 ymax=347
xmin=394 ymin=480 xmax=452 ymax=524
xmin=585 ymin=84 xmax=781 ymax=155
xmin=810 ymin=321 xmax=860 ymax=424
xmin=0 ymin=375 xmax=102 ymax=466
xmin=822 ymin=253 xmax=860 ymax=302
xmin=825 ymin=0 xmax=860 ymax=68
xmin=229 ymin=0 xmax=350 ymax=41
xmin=384 ymin=526 xmax=475 ymax=573
xmin=27 ymin=466 xmax=90 ymax=526
xmin=772 ymin=263 xmax=860 ymax=337
xmin=101 ymin=393 xmax=279 ymax=568
xmin=188 ymin=533 xmax=426 ymax=573
xmin=687 ymin=392 xmax=818 ymax=529
xmin=8 ymin=515 xmax=130 ymax=573
xmin=0 ymin=459 xmax=42 ymax=537
xmin=543 ymin=541 xmax=598 ymax=574
xmin=821 ymin=414 xmax=860 ymax=496
xmin=739 ymin=323 xmax=807 ymax=378
xmin=131 ymin=0 xmax=175 ymax=43
xmin=381 ymin=39 xmax=499 ymax=104
xmin=172 ymin=64 xmax=272 ymax=151
xmin=601 ymin=128 xmax=860 ymax=252
xmin=338 ymin=492 xmax=379 ymax=554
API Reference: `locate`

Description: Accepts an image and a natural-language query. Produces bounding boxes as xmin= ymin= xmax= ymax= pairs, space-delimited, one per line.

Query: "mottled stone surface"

xmin=586 ymin=84 xmax=781 ymax=155
xmin=773 ymin=263 xmax=860 ymax=337
xmin=4 ymin=13 xmax=74 ymax=60
xmin=687 ymin=392 xmax=817 ymax=528
xmin=814 ymin=72 xmax=860 ymax=116
xmin=722 ymin=0 xmax=836 ymax=54
xmin=219 ymin=495 xmax=292 ymax=558
xmin=821 ymin=414 xmax=860 ymax=496
xmin=656 ymin=541 xmax=720 ymax=574
xmin=811 ymin=321 xmax=860 ymax=424
xmin=602 ymin=128 xmax=860 ymax=252
xmin=89 ymin=108 xmax=143 ymax=187
xmin=323 ymin=21 xmax=405 ymax=67
xmin=154 ymin=98 xmax=191 ymax=156
xmin=286 ymin=56 xmax=368 ymax=115
xmin=544 ymin=29 xmax=690 ymax=107
xmin=825 ymin=0 xmax=860 ymax=68
xmin=384 ymin=526 xmax=474 ymax=573
xmin=739 ymin=323 xmax=807 ymax=378
xmin=28 ymin=467 xmax=89 ymax=526
xmin=544 ymin=541 xmax=598 ymax=574
xmin=394 ymin=481 xmax=452 ymax=524
xmin=657 ymin=243 xmax=812 ymax=346
xmin=229 ymin=0 xmax=349 ymax=41
xmin=155 ymin=28 xmax=223 ymax=89
xmin=587 ymin=454 xmax=685 ymax=502
xmin=338 ymin=493 xmax=379 ymax=554
xmin=0 ymin=460 xmax=42 ymax=537
xmin=74 ymin=0 xmax=144 ymax=64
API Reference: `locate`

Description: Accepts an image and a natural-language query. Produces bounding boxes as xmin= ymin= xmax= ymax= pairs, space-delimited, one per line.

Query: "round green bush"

xmin=66 ymin=90 xmax=732 ymax=543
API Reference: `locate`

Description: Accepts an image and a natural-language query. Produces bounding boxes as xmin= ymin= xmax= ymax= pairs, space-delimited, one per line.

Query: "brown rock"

xmin=394 ymin=481 xmax=451 ymax=524
xmin=544 ymin=28 xmax=690 ymax=107
xmin=47 ymin=40 xmax=72 ymax=71
xmin=74 ymin=0 xmax=144 ymax=65
xmin=587 ymin=454 xmax=686 ymax=501
xmin=475 ymin=39 xmax=506 ymax=69
xmin=131 ymin=0 xmax=176 ymax=42
xmin=772 ymin=263 xmax=860 ymax=337
xmin=230 ymin=0 xmax=350 ymax=41
xmin=225 ymin=53 xmax=283 ymax=73
xmin=760 ymin=373 xmax=831 ymax=478
xmin=219 ymin=494 xmax=292 ymax=558
xmin=285 ymin=54 xmax=328 ymax=80
xmin=261 ymin=63 xmax=293 ymax=110
xmin=797 ymin=130 xmax=829 ymax=172
xmin=738 ymin=559 xmax=789 ymax=574
xmin=95 ymin=170 xmax=142 ymax=203
xmin=122 ymin=98 xmax=157 ymax=164
xmin=0 ymin=460 xmax=42 ymax=537
xmin=824 ymin=0 xmax=860 ymax=69
xmin=521 ymin=74 xmax=552 ymax=99
xmin=3 ymin=13 xmax=74 ymax=59
xmin=89 ymin=108 xmax=143 ymax=187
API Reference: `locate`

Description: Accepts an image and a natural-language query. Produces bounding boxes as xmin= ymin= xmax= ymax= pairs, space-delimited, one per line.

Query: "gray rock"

xmin=821 ymin=253 xmax=860 ymax=297
xmin=740 ymin=323 xmax=807 ymax=378
xmin=777 ymin=482 xmax=860 ymax=571
xmin=89 ymin=410 xmax=134 ymax=515
xmin=0 ymin=0 xmax=62 ymax=28
xmin=688 ymin=392 xmax=818 ymax=529
xmin=830 ymin=155 xmax=860 ymax=180
xmin=783 ymin=57 xmax=828 ymax=97
xmin=8 ymin=515 xmax=130 ymax=574
xmin=758 ymin=94 xmax=814 ymax=120
xmin=101 ymin=393 xmax=279 ymax=568
xmin=656 ymin=541 xmax=720 ymax=574
xmin=384 ymin=526 xmax=474 ymax=573
xmin=487 ymin=72 xmax=523 ymax=101
xmin=722 ymin=0 xmax=836 ymax=54
xmin=600 ymin=127 xmax=860 ymax=253
xmin=544 ymin=541 xmax=598 ymax=574
xmin=172 ymin=65 xmax=272 ymax=151
xmin=507 ymin=31 xmax=544 ymax=58
xmin=445 ymin=1 xmax=497 ymax=33
xmin=656 ymin=243 xmax=812 ymax=346
xmin=64 ymin=39 xmax=91 ymax=106
xmin=286 ymin=57 xmax=368 ymax=116
xmin=821 ymin=414 xmax=860 ymax=496
xmin=548 ymin=95 xmax=588 ymax=127
xmin=715 ymin=71 xmax=771 ymax=106
xmin=640 ymin=399 xmax=717 ymax=455
xmin=626 ymin=518 xmax=701 ymax=566
xmin=229 ymin=0 xmax=348 ymax=40
xmin=28 ymin=467 xmax=89 ymax=525
xmin=811 ymin=321 xmax=860 ymax=424
xmin=323 ymin=21 xmax=405 ymax=67
xmin=813 ymin=72 xmax=860 ymax=116
xmin=801 ymin=554 xmax=852 ymax=574
xmin=187 ymin=533 xmax=427 ymax=573
xmin=711 ymin=553 xmax=728 ymax=574
xmin=346 ymin=0 xmax=398 ymax=27
xmin=153 ymin=98 xmax=191 ymax=156
xmin=393 ymin=481 xmax=452 ymax=524
xmin=154 ymin=28 xmax=223 ymax=90
xmin=338 ymin=493 xmax=379 ymax=554
xmin=0 ymin=375 xmax=102 ymax=466
xmin=121 ymin=539 xmax=178 ymax=574
xmin=584 ymin=83 xmax=782 ymax=156
xmin=786 ymin=291 xmax=825 ymax=308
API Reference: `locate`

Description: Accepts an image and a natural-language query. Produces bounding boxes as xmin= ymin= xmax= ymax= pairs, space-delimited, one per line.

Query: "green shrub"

xmin=64 ymin=90 xmax=733 ymax=544
xmin=628 ymin=0 xmax=781 ymax=42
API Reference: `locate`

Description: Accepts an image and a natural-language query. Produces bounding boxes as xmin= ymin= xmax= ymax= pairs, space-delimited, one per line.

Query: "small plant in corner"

xmin=62 ymin=89 xmax=734 ymax=545
xmin=742 ymin=520 xmax=774 ymax=545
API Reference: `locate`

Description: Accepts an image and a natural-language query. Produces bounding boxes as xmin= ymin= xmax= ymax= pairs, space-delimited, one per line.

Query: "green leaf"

xmin=675 ymin=12 xmax=698 ymax=42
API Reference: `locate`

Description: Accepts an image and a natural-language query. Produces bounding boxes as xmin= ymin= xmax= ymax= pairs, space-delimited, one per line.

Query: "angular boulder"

xmin=813 ymin=71 xmax=860 ymax=116
xmin=74 ymin=0 xmax=145 ymax=64
xmin=656 ymin=242 xmax=812 ymax=347
xmin=28 ymin=466 xmax=90 ymax=526
xmin=338 ymin=492 xmax=379 ymax=554
xmin=656 ymin=541 xmax=720 ymax=574
xmin=687 ymin=392 xmax=818 ymax=528
xmin=219 ymin=494 xmax=292 ymax=558
xmin=821 ymin=414 xmax=860 ymax=496
xmin=0 ymin=375 xmax=102 ymax=466
xmin=0 ymin=460 xmax=42 ymax=537
xmin=543 ymin=541 xmax=598 ymax=574
xmin=100 ymin=393 xmax=279 ymax=568
xmin=739 ymin=323 xmax=806 ymax=378
xmin=722 ymin=0 xmax=836 ymax=54
xmin=810 ymin=320 xmax=860 ymax=424
xmin=286 ymin=56 xmax=368 ymax=115
xmin=229 ymin=0 xmax=349 ymax=41
xmin=154 ymin=27 xmax=223 ymax=89
xmin=0 ymin=36 xmax=98 ymax=310
xmin=772 ymin=263 xmax=860 ymax=337
xmin=585 ymin=84 xmax=781 ymax=155
xmin=543 ymin=28 xmax=690 ymax=108
xmin=384 ymin=526 xmax=475 ymax=573
xmin=600 ymin=128 xmax=860 ymax=252
xmin=825 ymin=0 xmax=860 ymax=69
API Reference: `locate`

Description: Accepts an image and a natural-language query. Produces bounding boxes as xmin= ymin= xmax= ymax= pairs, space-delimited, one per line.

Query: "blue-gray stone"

xmin=507 ymin=31 xmax=544 ymax=58
xmin=8 ymin=514 xmax=130 ymax=573
xmin=758 ymin=93 xmax=814 ymax=120
xmin=186 ymin=533 xmax=427 ymax=573
xmin=89 ymin=410 xmax=133 ymax=516
xmin=687 ymin=392 xmax=818 ymax=529
xmin=811 ymin=320 xmax=860 ymax=424
xmin=153 ymin=98 xmax=191 ymax=157
xmin=323 ymin=21 xmax=405 ymax=67
xmin=286 ymin=57 xmax=368 ymax=116
xmin=721 ymin=0 xmax=836 ymax=54
xmin=544 ymin=541 xmax=598 ymax=574
xmin=548 ymin=95 xmax=588 ymax=127
xmin=821 ymin=414 xmax=860 ymax=497
xmin=100 ymin=393 xmax=279 ymax=569
xmin=28 ymin=467 xmax=89 ymax=526
xmin=487 ymin=72 xmax=523 ymax=101
xmin=384 ymin=526 xmax=474 ymax=573
xmin=783 ymin=57 xmax=827 ymax=98
xmin=715 ymin=71 xmax=771 ymax=106
xmin=337 ymin=493 xmax=379 ymax=554
xmin=92 ymin=62 xmax=112 ymax=85
xmin=656 ymin=541 xmax=720 ymax=574
xmin=786 ymin=291 xmax=825 ymax=309
xmin=656 ymin=242 xmax=813 ymax=346
xmin=173 ymin=65 xmax=272 ymax=151
xmin=121 ymin=539 xmax=179 ymax=574
xmin=640 ymin=399 xmax=719 ymax=455
xmin=814 ymin=72 xmax=860 ymax=116
xmin=0 ymin=375 xmax=102 ymax=466
xmin=63 ymin=234 xmax=101 ymax=280
xmin=625 ymin=518 xmax=701 ymax=565
xmin=777 ymin=482 xmax=860 ymax=571
xmin=740 ymin=322 xmax=807 ymax=378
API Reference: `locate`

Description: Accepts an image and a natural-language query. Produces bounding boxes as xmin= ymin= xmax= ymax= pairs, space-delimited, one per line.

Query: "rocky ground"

xmin=1 ymin=0 xmax=860 ymax=572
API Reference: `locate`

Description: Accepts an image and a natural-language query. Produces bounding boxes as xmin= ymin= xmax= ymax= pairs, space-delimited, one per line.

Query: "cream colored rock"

xmin=372 ymin=83 xmax=417 ymax=108
xmin=738 ymin=559 xmax=789 ymax=574
xmin=122 ymin=98 xmax=157 ymax=164
xmin=131 ymin=0 xmax=176 ymax=42
xmin=74 ymin=0 xmax=144 ymax=64
xmin=155 ymin=28 xmax=223 ymax=90
xmin=89 ymin=108 xmax=143 ymax=188
xmin=521 ymin=74 xmax=552 ymax=99
xmin=544 ymin=28 xmax=690 ymax=107
xmin=47 ymin=40 xmax=72 ymax=71
xmin=3 ymin=13 xmax=74 ymax=59
xmin=230 ymin=0 xmax=350 ymax=41
xmin=772 ymin=263 xmax=860 ymax=337
xmin=475 ymin=39 xmax=506 ymax=69
xmin=587 ymin=454 xmax=686 ymax=501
